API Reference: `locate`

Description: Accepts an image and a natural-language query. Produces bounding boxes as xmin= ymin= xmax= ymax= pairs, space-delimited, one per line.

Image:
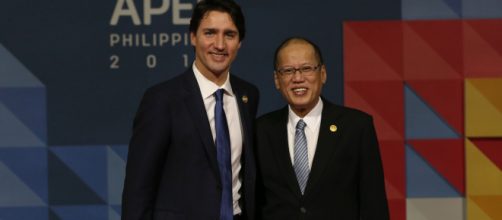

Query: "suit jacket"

xmin=122 ymin=69 xmax=259 ymax=220
xmin=256 ymin=99 xmax=389 ymax=220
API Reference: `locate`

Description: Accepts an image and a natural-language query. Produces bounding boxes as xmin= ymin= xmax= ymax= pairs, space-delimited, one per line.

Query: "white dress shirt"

xmin=193 ymin=63 xmax=243 ymax=215
xmin=287 ymin=98 xmax=323 ymax=168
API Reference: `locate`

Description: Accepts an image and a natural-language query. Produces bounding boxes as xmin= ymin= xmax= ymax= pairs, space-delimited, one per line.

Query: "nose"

xmin=291 ymin=70 xmax=305 ymax=82
xmin=214 ymin=34 xmax=225 ymax=50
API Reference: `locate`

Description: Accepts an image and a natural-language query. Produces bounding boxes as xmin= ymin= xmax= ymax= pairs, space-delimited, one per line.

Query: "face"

xmin=191 ymin=11 xmax=241 ymax=79
xmin=274 ymin=41 xmax=327 ymax=117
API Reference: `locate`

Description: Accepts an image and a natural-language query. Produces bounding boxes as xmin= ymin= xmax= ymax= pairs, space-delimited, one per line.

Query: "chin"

xmin=289 ymin=97 xmax=310 ymax=104
xmin=208 ymin=67 xmax=227 ymax=74
xmin=211 ymin=64 xmax=229 ymax=71
xmin=289 ymin=101 xmax=309 ymax=109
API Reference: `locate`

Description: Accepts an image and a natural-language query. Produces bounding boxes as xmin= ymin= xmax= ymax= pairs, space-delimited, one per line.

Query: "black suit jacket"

xmin=122 ymin=69 xmax=259 ymax=220
xmin=256 ymin=99 xmax=389 ymax=220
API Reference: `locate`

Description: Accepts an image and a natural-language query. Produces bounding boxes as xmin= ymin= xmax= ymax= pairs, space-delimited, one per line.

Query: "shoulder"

xmin=230 ymin=75 xmax=260 ymax=114
xmin=230 ymin=74 xmax=259 ymax=95
xmin=141 ymin=70 xmax=194 ymax=103
xmin=323 ymin=100 xmax=374 ymax=126
xmin=333 ymin=105 xmax=372 ymax=120
xmin=255 ymin=108 xmax=287 ymax=143
xmin=257 ymin=107 xmax=287 ymax=128
xmin=133 ymin=71 xmax=194 ymax=113
xmin=147 ymin=71 xmax=190 ymax=95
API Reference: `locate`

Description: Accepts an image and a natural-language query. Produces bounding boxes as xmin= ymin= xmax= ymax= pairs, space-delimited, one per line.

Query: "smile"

xmin=210 ymin=52 xmax=228 ymax=56
xmin=292 ymin=87 xmax=308 ymax=95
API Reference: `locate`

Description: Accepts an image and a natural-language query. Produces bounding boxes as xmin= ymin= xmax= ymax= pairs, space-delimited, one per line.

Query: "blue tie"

xmin=294 ymin=119 xmax=309 ymax=194
xmin=214 ymin=89 xmax=233 ymax=220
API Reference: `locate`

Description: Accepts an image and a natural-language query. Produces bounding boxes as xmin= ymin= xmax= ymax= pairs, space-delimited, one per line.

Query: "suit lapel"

xmin=182 ymin=71 xmax=221 ymax=183
xmin=231 ymin=77 xmax=251 ymax=151
xmin=304 ymin=101 xmax=342 ymax=198
xmin=269 ymin=107 xmax=304 ymax=197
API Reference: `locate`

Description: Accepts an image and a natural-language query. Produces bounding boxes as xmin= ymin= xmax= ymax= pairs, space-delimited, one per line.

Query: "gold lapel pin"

xmin=242 ymin=95 xmax=248 ymax=104
xmin=330 ymin=124 xmax=338 ymax=133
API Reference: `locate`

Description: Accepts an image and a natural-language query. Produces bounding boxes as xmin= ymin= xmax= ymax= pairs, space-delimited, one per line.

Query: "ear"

xmin=274 ymin=72 xmax=281 ymax=89
xmin=320 ymin=65 xmax=327 ymax=84
xmin=190 ymin=32 xmax=196 ymax=47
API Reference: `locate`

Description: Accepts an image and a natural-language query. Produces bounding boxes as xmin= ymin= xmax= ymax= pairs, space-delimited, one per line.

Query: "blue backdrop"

xmin=6 ymin=0 xmax=501 ymax=219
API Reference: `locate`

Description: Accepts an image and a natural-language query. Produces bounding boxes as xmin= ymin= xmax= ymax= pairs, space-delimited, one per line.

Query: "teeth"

xmin=293 ymin=88 xmax=307 ymax=92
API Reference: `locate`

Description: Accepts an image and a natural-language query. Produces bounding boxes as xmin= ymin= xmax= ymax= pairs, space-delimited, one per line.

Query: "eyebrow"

xmin=201 ymin=28 xmax=238 ymax=33
xmin=202 ymin=28 xmax=217 ymax=32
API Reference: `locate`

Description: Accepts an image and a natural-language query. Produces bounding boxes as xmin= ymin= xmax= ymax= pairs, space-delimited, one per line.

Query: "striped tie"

xmin=294 ymin=119 xmax=309 ymax=194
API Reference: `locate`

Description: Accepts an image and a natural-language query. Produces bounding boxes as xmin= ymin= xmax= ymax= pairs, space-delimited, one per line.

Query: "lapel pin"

xmin=242 ymin=95 xmax=248 ymax=104
xmin=329 ymin=124 xmax=337 ymax=133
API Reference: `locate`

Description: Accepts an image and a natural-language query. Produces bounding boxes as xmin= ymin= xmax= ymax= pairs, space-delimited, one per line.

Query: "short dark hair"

xmin=273 ymin=37 xmax=324 ymax=69
xmin=189 ymin=0 xmax=246 ymax=41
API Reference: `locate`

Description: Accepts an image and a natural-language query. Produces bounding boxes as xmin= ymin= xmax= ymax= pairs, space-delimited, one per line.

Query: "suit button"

xmin=300 ymin=207 xmax=307 ymax=214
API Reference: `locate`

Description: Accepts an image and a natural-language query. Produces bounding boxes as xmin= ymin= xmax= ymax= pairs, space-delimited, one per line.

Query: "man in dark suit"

xmin=121 ymin=1 xmax=259 ymax=220
xmin=256 ymin=37 xmax=389 ymax=219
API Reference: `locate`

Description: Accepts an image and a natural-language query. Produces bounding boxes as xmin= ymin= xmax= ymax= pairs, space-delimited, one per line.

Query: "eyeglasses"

xmin=276 ymin=64 xmax=321 ymax=77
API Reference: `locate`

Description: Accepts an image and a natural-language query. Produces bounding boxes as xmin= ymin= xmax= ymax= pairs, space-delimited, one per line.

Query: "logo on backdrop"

xmin=108 ymin=0 xmax=198 ymax=70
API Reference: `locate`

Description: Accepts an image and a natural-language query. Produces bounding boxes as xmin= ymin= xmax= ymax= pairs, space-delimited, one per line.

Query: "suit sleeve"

xmin=121 ymin=88 xmax=172 ymax=220
xmin=359 ymin=117 xmax=390 ymax=220
xmin=254 ymin=117 xmax=267 ymax=215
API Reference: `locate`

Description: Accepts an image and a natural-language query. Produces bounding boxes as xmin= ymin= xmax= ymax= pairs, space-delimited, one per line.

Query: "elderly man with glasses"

xmin=255 ymin=37 xmax=389 ymax=220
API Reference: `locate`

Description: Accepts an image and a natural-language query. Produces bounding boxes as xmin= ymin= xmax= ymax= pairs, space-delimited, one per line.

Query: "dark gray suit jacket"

xmin=256 ymin=99 xmax=389 ymax=220
xmin=122 ymin=69 xmax=259 ymax=220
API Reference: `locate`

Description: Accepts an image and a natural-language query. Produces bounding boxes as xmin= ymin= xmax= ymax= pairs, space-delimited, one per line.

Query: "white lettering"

xmin=146 ymin=54 xmax=157 ymax=68
xmin=110 ymin=55 xmax=120 ymax=69
xmin=110 ymin=0 xmax=142 ymax=25
xmin=172 ymin=33 xmax=182 ymax=46
xmin=173 ymin=0 xmax=192 ymax=25
xmin=182 ymin=54 xmax=188 ymax=67
xmin=109 ymin=32 xmax=190 ymax=48
xmin=184 ymin=32 xmax=189 ymax=45
xmin=135 ymin=33 xmax=140 ymax=46
xmin=144 ymin=0 xmax=170 ymax=25
xmin=123 ymin=34 xmax=133 ymax=47
xmin=141 ymin=34 xmax=151 ymax=47
xmin=152 ymin=33 xmax=157 ymax=46
xmin=110 ymin=33 xmax=120 ymax=47
xmin=160 ymin=33 xmax=170 ymax=45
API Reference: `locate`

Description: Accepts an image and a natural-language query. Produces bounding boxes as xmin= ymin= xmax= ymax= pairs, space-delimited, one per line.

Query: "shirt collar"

xmin=192 ymin=62 xmax=234 ymax=99
xmin=288 ymin=98 xmax=323 ymax=130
